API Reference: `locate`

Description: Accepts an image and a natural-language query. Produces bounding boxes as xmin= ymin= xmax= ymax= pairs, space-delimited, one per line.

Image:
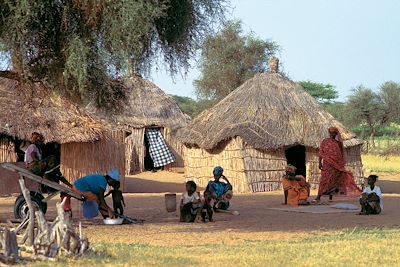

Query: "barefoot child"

xmin=359 ymin=175 xmax=382 ymax=215
xmin=105 ymin=182 xmax=125 ymax=216
xmin=180 ymin=181 xmax=202 ymax=222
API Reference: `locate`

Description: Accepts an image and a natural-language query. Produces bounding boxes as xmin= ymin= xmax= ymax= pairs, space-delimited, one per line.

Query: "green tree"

xmin=298 ymin=81 xmax=338 ymax=103
xmin=194 ymin=20 xmax=278 ymax=101
xmin=379 ymin=81 xmax=400 ymax=124
xmin=170 ymin=94 xmax=213 ymax=117
xmin=323 ymin=102 xmax=350 ymax=126
xmin=347 ymin=85 xmax=385 ymax=142
xmin=0 ymin=0 xmax=227 ymax=112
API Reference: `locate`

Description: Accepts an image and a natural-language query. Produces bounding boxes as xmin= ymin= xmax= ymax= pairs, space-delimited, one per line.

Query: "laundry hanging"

xmin=146 ymin=128 xmax=176 ymax=167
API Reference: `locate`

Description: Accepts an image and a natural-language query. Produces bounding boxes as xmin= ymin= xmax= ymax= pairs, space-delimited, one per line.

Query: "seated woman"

xmin=282 ymin=165 xmax=310 ymax=206
xmin=202 ymin=166 xmax=233 ymax=222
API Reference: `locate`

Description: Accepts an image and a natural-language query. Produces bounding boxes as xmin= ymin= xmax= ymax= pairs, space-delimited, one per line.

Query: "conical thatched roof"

xmin=87 ymin=75 xmax=190 ymax=129
xmin=178 ymin=72 xmax=362 ymax=150
xmin=0 ymin=77 xmax=105 ymax=143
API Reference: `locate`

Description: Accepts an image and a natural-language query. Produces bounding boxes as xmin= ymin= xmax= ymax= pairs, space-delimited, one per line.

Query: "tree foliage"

xmin=346 ymin=85 xmax=385 ymax=139
xmin=194 ymin=20 xmax=278 ymax=101
xmin=379 ymin=81 xmax=400 ymax=124
xmin=0 ymin=0 xmax=227 ymax=112
xmin=170 ymin=94 xmax=214 ymax=117
xmin=298 ymin=80 xmax=338 ymax=103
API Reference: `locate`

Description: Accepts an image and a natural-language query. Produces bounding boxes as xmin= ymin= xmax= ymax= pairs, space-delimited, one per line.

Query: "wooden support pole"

xmin=18 ymin=178 xmax=35 ymax=247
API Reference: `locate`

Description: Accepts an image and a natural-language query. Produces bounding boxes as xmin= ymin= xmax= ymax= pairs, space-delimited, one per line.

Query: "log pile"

xmin=0 ymin=179 xmax=89 ymax=264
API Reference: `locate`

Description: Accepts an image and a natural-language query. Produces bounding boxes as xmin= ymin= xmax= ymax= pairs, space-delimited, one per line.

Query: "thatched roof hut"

xmin=0 ymin=77 xmax=103 ymax=143
xmin=0 ymin=77 xmax=125 ymax=193
xmin=87 ymin=75 xmax=190 ymax=175
xmin=178 ymin=62 xmax=363 ymax=193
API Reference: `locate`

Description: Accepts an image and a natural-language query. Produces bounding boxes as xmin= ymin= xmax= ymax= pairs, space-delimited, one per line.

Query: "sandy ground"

xmin=1 ymin=171 xmax=399 ymax=245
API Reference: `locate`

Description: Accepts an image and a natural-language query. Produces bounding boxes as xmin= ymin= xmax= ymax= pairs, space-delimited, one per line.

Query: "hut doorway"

xmin=285 ymin=145 xmax=306 ymax=177
xmin=144 ymin=132 xmax=156 ymax=171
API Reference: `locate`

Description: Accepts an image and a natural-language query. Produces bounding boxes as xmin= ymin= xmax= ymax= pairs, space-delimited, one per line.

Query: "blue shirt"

xmin=208 ymin=181 xmax=229 ymax=198
xmin=73 ymin=174 xmax=107 ymax=195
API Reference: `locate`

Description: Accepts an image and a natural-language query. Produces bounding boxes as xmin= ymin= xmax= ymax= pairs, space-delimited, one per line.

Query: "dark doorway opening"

xmin=285 ymin=145 xmax=306 ymax=177
xmin=144 ymin=133 xmax=154 ymax=171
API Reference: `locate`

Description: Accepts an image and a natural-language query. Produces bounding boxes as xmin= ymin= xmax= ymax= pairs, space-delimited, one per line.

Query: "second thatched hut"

xmin=87 ymin=75 xmax=190 ymax=175
xmin=178 ymin=62 xmax=363 ymax=193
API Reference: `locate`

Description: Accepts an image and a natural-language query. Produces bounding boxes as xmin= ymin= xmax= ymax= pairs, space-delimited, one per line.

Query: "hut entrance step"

xmin=285 ymin=145 xmax=306 ymax=177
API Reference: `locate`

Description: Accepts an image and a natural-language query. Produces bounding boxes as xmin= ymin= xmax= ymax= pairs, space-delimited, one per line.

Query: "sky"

xmin=150 ymin=0 xmax=400 ymax=102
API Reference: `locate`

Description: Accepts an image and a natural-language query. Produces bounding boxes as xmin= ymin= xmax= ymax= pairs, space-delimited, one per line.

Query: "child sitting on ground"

xmin=105 ymin=182 xmax=125 ymax=215
xmin=359 ymin=175 xmax=383 ymax=215
xmin=180 ymin=181 xmax=202 ymax=223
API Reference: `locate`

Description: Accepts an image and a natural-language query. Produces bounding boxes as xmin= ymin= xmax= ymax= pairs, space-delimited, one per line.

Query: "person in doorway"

xmin=25 ymin=132 xmax=73 ymax=212
xmin=24 ymin=132 xmax=45 ymax=175
xmin=180 ymin=181 xmax=202 ymax=223
xmin=314 ymin=127 xmax=361 ymax=202
xmin=282 ymin=165 xmax=310 ymax=206
xmin=72 ymin=169 xmax=121 ymax=219
xmin=202 ymin=166 xmax=233 ymax=222
xmin=359 ymin=175 xmax=382 ymax=215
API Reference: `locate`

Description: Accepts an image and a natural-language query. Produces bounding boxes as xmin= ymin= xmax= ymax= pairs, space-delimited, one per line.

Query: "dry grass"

xmin=28 ymin=228 xmax=400 ymax=267
xmin=362 ymin=154 xmax=400 ymax=173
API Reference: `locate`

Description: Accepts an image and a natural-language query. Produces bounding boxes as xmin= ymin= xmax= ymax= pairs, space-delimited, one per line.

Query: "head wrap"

xmin=328 ymin=126 xmax=344 ymax=155
xmin=328 ymin=127 xmax=339 ymax=134
xmin=107 ymin=169 xmax=121 ymax=182
xmin=213 ymin=166 xmax=224 ymax=176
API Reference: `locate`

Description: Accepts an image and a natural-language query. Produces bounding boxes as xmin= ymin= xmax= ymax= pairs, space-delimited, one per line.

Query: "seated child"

xmin=105 ymin=182 xmax=125 ymax=215
xmin=359 ymin=175 xmax=382 ymax=215
xmin=180 ymin=181 xmax=202 ymax=223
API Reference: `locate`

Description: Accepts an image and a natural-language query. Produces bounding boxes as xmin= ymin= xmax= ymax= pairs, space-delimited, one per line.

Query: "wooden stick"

xmin=18 ymin=178 xmax=35 ymax=246
xmin=15 ymin=217 xmax=29 ymax=234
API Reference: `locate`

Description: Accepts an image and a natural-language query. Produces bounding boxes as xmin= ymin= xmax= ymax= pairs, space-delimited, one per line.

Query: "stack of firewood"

xmin=0 ymin=179 xmax=89 ymax=264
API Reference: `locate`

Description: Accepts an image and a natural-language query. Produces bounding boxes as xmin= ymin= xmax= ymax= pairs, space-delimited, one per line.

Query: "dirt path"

xmin=1 ymin=171 xmax=399 ymax=245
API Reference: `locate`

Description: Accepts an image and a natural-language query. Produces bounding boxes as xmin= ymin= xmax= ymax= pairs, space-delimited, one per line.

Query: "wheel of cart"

xmin=1 ymin=163 xmax=84 ymax=220
xmin=14 ymin=191 xmax=47 ymax=219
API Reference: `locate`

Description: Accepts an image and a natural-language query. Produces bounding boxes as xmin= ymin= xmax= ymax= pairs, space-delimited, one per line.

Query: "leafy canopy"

xmin=0 ymin=0 xmax=227 ymax=112
xmin=298 ymin=80 xmax=338 ymax=103
xmin=379 ymin=81 xmax=400 ymax=124
xmin=346 ymin=85 xmax=385 ymax=136
xmin=194 ymin=20 xmax=278 ymax=101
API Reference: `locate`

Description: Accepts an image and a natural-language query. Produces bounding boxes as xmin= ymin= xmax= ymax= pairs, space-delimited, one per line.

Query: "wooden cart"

xmin=1 ymin=163 xmax=84 ymax=219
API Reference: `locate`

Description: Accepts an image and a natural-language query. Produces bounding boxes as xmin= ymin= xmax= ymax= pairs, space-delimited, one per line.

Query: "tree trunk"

xmin=369 ymin=127 xmax=376 ymax=148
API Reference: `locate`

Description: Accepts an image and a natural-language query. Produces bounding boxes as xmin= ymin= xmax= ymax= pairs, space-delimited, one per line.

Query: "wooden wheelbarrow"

xmin=1 ymin=163 xmax=84 ymax=220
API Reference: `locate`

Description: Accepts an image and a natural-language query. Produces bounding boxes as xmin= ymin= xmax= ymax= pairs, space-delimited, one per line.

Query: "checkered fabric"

xmin=146 ymin=129 xmax=176 ymax=167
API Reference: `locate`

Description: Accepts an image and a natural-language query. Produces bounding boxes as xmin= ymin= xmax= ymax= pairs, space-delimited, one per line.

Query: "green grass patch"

xmin=29 ymin=228 xmax=400 ymax=267
xmin=362 ymin=154 xmax=400 ymax=173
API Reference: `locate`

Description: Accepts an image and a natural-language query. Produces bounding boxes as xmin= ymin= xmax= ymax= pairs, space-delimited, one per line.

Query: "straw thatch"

xmin=89 ymin=75 xmax=190 ymax=130
xmin=178 ymin=71 xmax=364 ymax=193
xmin=0 ymin=77 xmax=104 ymax=143
xmin=87 ymin=75 xmax=190 ymax=174
xmin=179 ymin=72 xmax=361 ymax=149
xmin=0 ymin=77 xmax=125 ymax=191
